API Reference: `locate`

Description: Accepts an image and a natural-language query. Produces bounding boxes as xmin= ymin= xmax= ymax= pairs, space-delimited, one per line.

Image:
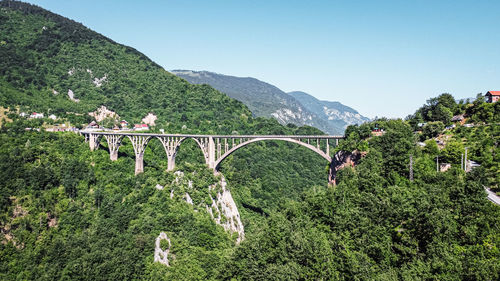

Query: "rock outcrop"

xmin=88 ymin=106 xmax=119 ymax=122
xmin=142 ymin=113 xmax=157 ymax=126
xmin=67 ymin=89 xmax=79 ymax=102
xmin=92 ymin=75 xmax=107 ymax=87
xmin=154 ymin=232 xmax=171 ymax=266
xmin=166 ymin=171 xmax=245 ymax=243
xmin=329 ymin=150 xmax=366 ymax=185
xmin=206 ymin=176 xmax=245 ymax=244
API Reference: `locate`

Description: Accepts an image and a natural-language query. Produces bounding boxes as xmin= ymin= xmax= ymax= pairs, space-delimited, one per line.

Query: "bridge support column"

xmin=110 ymin=150 xmax=118 ymax=161
xmin=135 ymin=154 xmax=144 ymax=175
xmin=89 ymin=134 xmax=101 ymax=151
xmin=128 ymin=135 xmax=151 ymax=175
xmin=105 ymin=135 xmax=122 ymax=161
xmin=157 ymin=136 xmax=183 ymax=172
xmin=167 ymin=155 xmax=175 ymax=171
xmin=208 ymin=137 xmax=216 ymax=169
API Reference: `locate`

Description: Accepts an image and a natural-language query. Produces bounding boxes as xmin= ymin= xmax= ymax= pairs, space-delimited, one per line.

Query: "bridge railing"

xmin=80 ymin=131 xmax=344 ymax=139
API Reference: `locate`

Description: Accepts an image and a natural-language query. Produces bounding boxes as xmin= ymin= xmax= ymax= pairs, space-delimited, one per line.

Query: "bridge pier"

xmin=104 ymin=135 xmax=122 ymax=161
xmin=208 ymin=136 xmax=215 ymax=169
xmin=135 ymin=154 xmax=144 ymax=175
xmin=157 ymin=136 xmax=184 ymax=171
xmin=167 ymin=155 xmax=175 ymax=171
xmin=128 ymin=135 xmax=151 ymax=175
xmin=89 ymin=134 xmax=101 ymax=151
xmin=110 ymin=150 xmax=119 ymax=161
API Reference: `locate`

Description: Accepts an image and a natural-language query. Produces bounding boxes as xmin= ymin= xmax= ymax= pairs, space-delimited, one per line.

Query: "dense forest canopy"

xmin=1 ymin=1 xmax=499 ymax=280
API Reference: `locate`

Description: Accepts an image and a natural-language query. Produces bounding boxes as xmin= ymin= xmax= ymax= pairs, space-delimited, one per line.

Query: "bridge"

xmin=81 ymin=132 xmax=344 ymax=183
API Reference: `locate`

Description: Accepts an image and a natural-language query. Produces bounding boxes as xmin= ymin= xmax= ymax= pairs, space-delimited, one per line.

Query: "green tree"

xmin=441 ymin=141 xmax=464 ymax=164
xmin=422 ymin=121 xmax=444 ymax=139
xmin=423 ymin=139 xmax=439 ymax=156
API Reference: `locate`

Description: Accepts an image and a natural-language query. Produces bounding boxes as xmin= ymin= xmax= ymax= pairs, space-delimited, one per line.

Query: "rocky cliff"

xmin=289 ymin=91 xmax=370 ymax=133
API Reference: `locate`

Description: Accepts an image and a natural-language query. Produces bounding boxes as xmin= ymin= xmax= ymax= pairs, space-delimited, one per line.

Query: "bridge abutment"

xmin=328 ymin=162 xmax=336 ymax=186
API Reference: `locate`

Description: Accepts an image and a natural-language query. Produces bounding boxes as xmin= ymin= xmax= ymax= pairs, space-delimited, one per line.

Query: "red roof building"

xmin=134 ymin=124 xmax=149 ymax=131
xmin=485 ymin=91 xmax=500 ymax=103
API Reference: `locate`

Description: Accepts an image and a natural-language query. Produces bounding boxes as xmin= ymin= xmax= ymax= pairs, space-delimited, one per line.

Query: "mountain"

xmin=288 ymin=91 xmax=370 ymax=131
xmin=172 ymin=70 xmax=368 ymax=134
xmin=171 ymin=70 xmax=331 ymax=131
xmin=0 ymin=1 xmax=254 ymax=134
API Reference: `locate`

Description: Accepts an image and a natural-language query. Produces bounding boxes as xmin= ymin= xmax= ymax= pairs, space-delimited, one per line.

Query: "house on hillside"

xmin=30 ymin=112 xmax=44 ymax=119
xmin=485 ymin=91 xmax=500 ymax=103
xmin=371 ymin=127 xmax=385 ymax=136
xmin=451 ymin=114 xmax=464 ymax=123
xmin=48 ymin=114 xmax=57 ymax=120
xmin=120 ymin=120 xmax=129 ymax=128
xmin=86 ymin=121 xmax=99 ymax=129
xmin=134 ymin=124 xmax=149 ymax=131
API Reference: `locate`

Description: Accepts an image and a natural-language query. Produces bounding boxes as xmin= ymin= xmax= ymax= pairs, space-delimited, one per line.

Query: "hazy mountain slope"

xmin=172 ymin=70 xmax=368 ymax=134
xmin=289 ymin=91 xmax=370 ymax=131
xmin=171 ymin=70 xmax=332 ymax=131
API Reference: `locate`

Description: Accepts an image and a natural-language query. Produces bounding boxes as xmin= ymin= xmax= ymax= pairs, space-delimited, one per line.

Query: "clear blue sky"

xmin=25 ymin=0 xmax=500 ymax=118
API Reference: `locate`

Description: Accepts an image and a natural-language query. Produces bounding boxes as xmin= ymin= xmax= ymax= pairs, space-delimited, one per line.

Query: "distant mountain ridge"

xmin=171 ymin=70 xmax=324 ymax=130
xmin=172 ymin=70 xmax=369 ymax=134
xmin=288 ymin=91 xmax=370 ymax=131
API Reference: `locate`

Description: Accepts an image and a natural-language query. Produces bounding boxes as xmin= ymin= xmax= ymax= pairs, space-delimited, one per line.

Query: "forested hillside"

xmin=0 ymin=1 xmax=251 ymax=132
xmin=2 ymin=95 xmax=499 ymax=280
xmin=1 ymin=1 xmax=499 ymax=280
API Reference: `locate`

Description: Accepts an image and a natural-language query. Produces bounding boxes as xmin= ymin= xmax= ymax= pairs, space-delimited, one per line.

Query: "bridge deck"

xmin=80 ymin=131 xmax=344 ymax=139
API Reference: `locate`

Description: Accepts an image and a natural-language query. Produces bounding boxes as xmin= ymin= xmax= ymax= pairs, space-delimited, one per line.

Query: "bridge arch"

xmin=154 ymin=136 xmax=212 ymax=170
xmin=214 ymin=137 xmax=332 ymax=170
xmin=82 ymin=132 xmax=343 ymax=183
xmin=180 ymin=137 xmax=210 ymax=165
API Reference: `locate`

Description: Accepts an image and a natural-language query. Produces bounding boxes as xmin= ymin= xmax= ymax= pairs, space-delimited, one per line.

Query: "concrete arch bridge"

xmin=81 ymin=132 xmax=344 ymax=183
